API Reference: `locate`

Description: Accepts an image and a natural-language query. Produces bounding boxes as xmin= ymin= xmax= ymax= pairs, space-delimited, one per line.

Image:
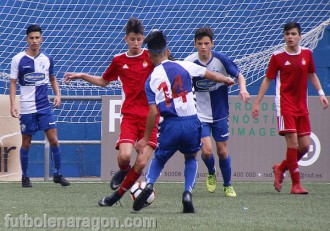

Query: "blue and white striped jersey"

xmin=10 ymin=51 xmax=55 ymax=114
xmin=185 ymin=51 xmax=239 ymax=122
xmin=145 ymin=60 xmax=206 ymax=118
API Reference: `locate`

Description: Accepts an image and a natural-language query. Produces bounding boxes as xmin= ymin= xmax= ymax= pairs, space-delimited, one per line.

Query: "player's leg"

xmin=40 ymin=109 xmax=69 ymax=186
xmin=19 ymin=113 xmax=37 ymax=188
xmin=21 ymin=134 xmax=33 ymax=188
xmin=109 ymin=116 xmax=138 ymax=190
xmin=213 ymin=119 xmax=236 ymax=197
xmin=200 ymin=123 xmax=217 ymax=192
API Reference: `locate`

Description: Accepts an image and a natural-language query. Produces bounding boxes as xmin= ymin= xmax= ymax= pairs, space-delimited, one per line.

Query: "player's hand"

xmin=63 ymin=72 xmax=83 ymax=84
xmin=224 ymin=77 xmax=235 ymax=86
xmin=252 ymin=103 xmax=260 ymax=119
xmin=53 ymin=95 xmax=61 ymax=108
xmin=320 ymin=95 xmax=329 ymax=110
xmin=10 ymin=106 xmax=19 ymax=118
xmin=135 ymin=138 xmax=149 ymax=154
xmin=239 ymin=90 xmax=250 ymax=103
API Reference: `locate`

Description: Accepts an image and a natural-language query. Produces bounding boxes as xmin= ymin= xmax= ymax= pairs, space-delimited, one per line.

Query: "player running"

xmin=133 ymin=30 xmax=235 ymax=213
xmin=64 ymin=18 xmax=159 ymax=206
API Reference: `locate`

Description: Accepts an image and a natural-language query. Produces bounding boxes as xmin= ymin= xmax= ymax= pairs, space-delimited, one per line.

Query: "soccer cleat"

xmin=110 ymin=166 xmax=131 ymax=190
xmin=182 ymin=191 xmax=195 ymax=213
xmin=98 ymin=191 xmax=123 ymax=206
xmin=133 ymin=183 xmax=154 ymax=211
xmin=224 ymin=186 xmax=237 ymax=197
xmin=22 ymin=177 xmax=32 ymax=188
xmin=273 ymin=164 xmax=284 ymax=192
xmin=290 ymin=183 xmax=308 ymax=194
xmin=53 ymin=175 xmax=70 ymax=186
xmin=206 ymin=174 xmax=217 ymax=193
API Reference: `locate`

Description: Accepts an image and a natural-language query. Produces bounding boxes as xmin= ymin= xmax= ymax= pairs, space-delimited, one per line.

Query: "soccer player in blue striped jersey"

xmin=133 ymin=30 xmax=234 ymax=213
xmin=10 ymin=25 xmax=69 ymax=187
xmin=185 ymin=27 xmax=250 ymax=196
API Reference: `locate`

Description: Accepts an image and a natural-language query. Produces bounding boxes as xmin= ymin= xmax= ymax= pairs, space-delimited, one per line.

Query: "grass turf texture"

xmin=1 ymin=181 xmax=329 ymax=231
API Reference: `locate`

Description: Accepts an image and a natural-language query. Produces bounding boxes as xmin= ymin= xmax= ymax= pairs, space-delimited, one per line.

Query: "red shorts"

xmin=115 ymin=115 xmax=159 ymax=150
xmin=277 ymin=114 xmax=311 ymax=137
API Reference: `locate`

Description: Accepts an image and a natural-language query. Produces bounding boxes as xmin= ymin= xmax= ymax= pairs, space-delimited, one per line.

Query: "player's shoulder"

xmin=300 ymin=46 xmax=312 ymax=53
xmin=184 ymin=52 xmax=199 ymax=62
xmin=12 ymin=51 xmax=26 ymax=61
xmin=272 ymin=47 xmax=286 ymax=56
xmin=39 ymin=51 xmax=54 ymax=60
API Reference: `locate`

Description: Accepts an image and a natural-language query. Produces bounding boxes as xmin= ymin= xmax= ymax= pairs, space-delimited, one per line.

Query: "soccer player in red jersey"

xmin=64 ymin=18 xmax=159 ymax=205
xmin=252 ymin=22 xmax=328 ymax=194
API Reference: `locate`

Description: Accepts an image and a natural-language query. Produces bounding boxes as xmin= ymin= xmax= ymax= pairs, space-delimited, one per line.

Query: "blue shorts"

xmin=201 ymin=118 xmax=229 ymax=142
xmin=19 ymin=107 xmax=56 ymax=135
xmin=155 ymin=115 xmax=202 ymax=161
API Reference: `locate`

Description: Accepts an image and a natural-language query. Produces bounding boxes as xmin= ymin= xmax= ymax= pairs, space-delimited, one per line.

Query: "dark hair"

xmin=144 ymin=30 xmax=167 ymax=53
xmin=194 ymin=27 xmax=214 ymax=42
xmin=125 ymin=17 xmax=144 ymax=35
xmin=26 ymin=24 xmax=42 ymax=35
xmin=283 ymin=22 xmax=301 ymax=35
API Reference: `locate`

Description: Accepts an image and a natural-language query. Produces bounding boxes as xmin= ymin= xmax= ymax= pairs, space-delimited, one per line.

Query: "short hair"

xmin=283 ymin=22 xmax=301 ymax=35
xmin=144 ymin=30 xmax=167 ymax=53
xmin=26 ymin=25 xmax=42 ymax=36
xmin=194 ymin=27 xmax=214 ymax=42
xmin=125 ymin=17 xmax=144 ymax=35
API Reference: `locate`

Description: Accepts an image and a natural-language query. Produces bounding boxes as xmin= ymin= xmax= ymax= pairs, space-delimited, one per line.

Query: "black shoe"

xmin=110 ymin=166 xmax=130 ymax=190
xmin=53 ymin=175 xmax=70 ymax=186
xmin=98 ymin=191 xmax=122 ymax=207
xmin=182 ymin=191 xmax=195 ymax=213
xmin=133 ymin=183 xmax=154 ymax=211
xmin=22 ymin=177 xmax=32 ymax=188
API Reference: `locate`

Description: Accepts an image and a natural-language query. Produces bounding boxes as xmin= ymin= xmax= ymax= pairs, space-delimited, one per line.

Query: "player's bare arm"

xmin=64 ymin=72 xmax=109 ymax=87
xmin=308 ymin=73 xmax=329 ymax=110
xmin=9 ymin=78 xmax=19 ymax=118
xmin=237 ymin=73 xmax=250 ymax=103
xmin=135 ymin=104 xmax=158 ymax=154
xmin=49 ymin=76 xmax=61 ymax=108
xmin=252 ymin=76 xmax=272 ymax=119
xmin=204 ymin=70 xmax=235 ymax=86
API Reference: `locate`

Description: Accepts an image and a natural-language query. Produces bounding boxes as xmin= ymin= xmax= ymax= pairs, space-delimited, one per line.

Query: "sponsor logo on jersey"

xmin=122 ymin=64 xmax=129 ymax=69
xmin=195 ymin=79 xmax=220 ymax=91
xmin=284 ymin=61 xmax=291 ymax=66
xmin=24 ymin=72 xmax=46 ymax=83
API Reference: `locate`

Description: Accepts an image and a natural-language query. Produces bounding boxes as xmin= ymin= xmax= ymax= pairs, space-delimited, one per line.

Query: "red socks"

xmin=286 ymin=148 xmax=300 ymax=185
xmin=118 ymin=168 xmax=141 ymax=196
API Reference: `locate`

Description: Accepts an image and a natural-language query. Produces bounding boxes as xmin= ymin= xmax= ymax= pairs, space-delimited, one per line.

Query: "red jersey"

xmin=102 ymin=49 xmax=154 ymax=117
xmin=266 ymin=46 xmax=316 ymax=116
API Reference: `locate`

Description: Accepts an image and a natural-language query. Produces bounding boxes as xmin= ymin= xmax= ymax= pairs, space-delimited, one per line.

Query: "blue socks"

xmin=20 ymin=147 xmax=29 ymax=177
xmin=201 ymin=154 xmax=215 ymax=175
xmin=146 ymin=157 xmax=165 ymax=184
xmin=184 ymin=157 xmax=198 ymax=192
xmin=51 ymin=146 xmax=61 ymax=176
xmin=219 ymin=155 xmax=231 ymax=187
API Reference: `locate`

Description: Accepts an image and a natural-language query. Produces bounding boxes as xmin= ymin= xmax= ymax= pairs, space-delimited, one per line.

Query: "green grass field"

xmin=1 ymin=181 xmax=329 ymax=231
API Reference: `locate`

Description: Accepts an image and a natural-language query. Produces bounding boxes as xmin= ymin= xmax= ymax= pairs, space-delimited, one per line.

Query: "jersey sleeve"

xmin=145 ymin=77 xmax=156 ymax=105
xmin=308 ymin=50 xmax=316 ymax=73
xmin=102 ymin=57 xmax=119 ymax=81
xmin=265 ymin=54 xmax=278 ymax=79
xmin=49 ymin=55 xmax=55 ymax=77
xmin=177 ymin=61 xmax=207 ymax=78
xmin=10 ymin=56 xmax=19 ymax=79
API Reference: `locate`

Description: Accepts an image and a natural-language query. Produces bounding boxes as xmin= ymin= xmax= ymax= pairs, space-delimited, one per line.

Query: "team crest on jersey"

xmin=143 ymin=60 xmax=148 ymax=68
xmin=39 ymin=61 xmax=46 ymax=70
xmin=302 ymin=58 xmax=306 ymax=65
